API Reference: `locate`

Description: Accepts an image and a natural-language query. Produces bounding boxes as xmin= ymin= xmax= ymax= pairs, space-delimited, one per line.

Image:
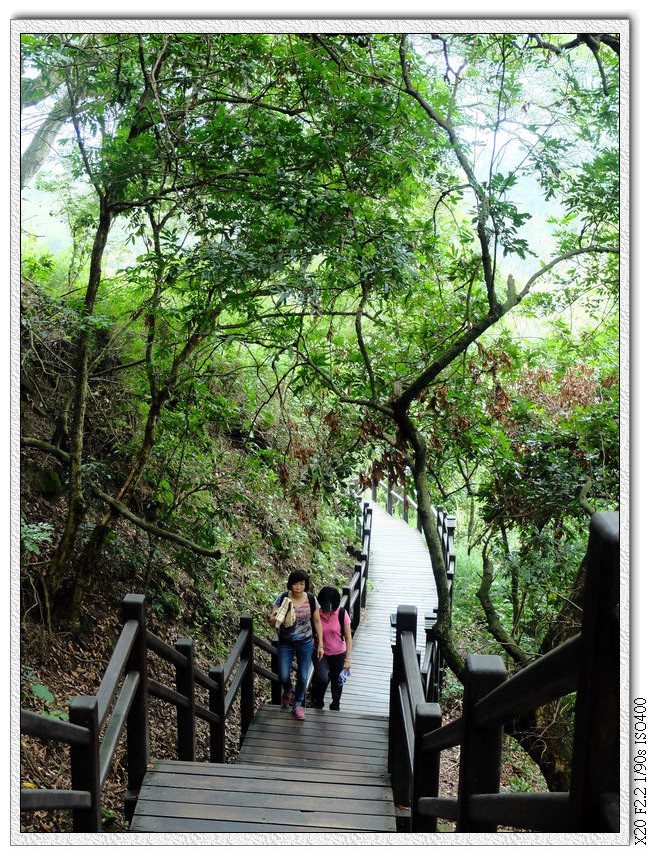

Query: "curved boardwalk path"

xmin=340 ymin=502 xmax=438 ymax=716
xmin=130 ymin=501 xmax=436 ymax=833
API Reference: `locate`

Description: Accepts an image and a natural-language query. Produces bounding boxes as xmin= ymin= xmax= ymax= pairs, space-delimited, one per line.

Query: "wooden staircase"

xmin=130 ymin=704 xmax=395 ymax=832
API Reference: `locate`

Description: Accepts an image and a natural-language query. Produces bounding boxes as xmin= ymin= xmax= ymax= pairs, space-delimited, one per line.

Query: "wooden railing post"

xmin=569 ymin=512 xmax=620 ymax=831
xmin=456 ymin=654 xmax=507 ymax=832
xmin=69 ymin=695 xmax=101 ymax=832
xmin=423 ymin=612 xmax=441 ymax=702
xmin=445 ymin=515 xmax=456 ymax=605
xmin=209 ymin=664 xmax=226 ymax=762
xmin=342 ymin=580 xmax=352 ymax=627
xmin=360 ymin=557 xmax=368 ymax=609
xmin=403 ymin=486 xmax=409 ymax=524
xmin=175 ymin=638 xmax=195 ymax=761
xmin=348 ymin=563 xmax=361 ymax=632
xmin=122 ymin=594 xmax=149 ymax=823
xmin=270 ymin=637 xmax=281 ymax=705
xmin=240 ymin=614 xmax=255 ymax=744
xmin=389 ymin=605 xmax=418 ymax=816
xmin=386 ymin=479 xmax=393 ymax=515
xmin=413 ymin=702 xmax=442 ymax=832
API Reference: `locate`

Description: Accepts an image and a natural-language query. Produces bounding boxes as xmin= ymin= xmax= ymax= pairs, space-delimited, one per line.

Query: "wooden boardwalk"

xmin=334 ymin=502 xmax=438 ymax=716
xmin=130 ymin=501 xmax=435 ymax=833
xmin=131 ymin=705 xmax=394 ymax=832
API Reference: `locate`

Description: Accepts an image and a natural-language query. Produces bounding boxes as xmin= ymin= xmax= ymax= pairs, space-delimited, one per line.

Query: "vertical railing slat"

xmin=456 ymin=655 xmax=507 ymax=832
xmin=175 ymin=638 xmax=195 ymax=761
xmin=209 ymin=665 xmax=226 ymax=763
xmin=69 ymin=696 xmax=101 ymax=832
xmin=122 ymin=594 xmax=149 ymax=824
xmin=239 ymin=614 xmax=255 ymax=745
xmin=413 ymin=702 xmax=442 ymax=832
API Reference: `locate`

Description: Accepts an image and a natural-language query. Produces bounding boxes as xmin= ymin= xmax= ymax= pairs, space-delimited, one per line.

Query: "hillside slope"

xmin=19 ymin=280 xmax=359 ymax=832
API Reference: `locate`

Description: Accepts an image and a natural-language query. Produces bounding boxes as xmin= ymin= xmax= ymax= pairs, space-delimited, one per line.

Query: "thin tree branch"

xmin=20 ymin=437 xmax=222 ymax=558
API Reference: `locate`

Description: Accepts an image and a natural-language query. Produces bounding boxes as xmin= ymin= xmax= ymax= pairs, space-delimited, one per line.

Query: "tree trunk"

xmin=65 ymin=392 xmax=164 ymax=620
xmin=21 ymin=98 xmax=70 ymax=189
xmin=392 ymin=404 xmax=465 ymax=680
xmin=477 ymin=548 xmax=531 ymax=665
xmin=508 ymin=702 xmax=575 ymax=791
xmin=42 ymin=203 xmax=113 ymax=613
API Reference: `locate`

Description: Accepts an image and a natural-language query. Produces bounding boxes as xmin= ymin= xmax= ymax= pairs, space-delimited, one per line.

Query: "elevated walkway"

xmin=130 ymin=502 xmax=437 ymax=832
xmin=334 ymin=502 xmax=438 ymax=715
xmin=131 ymin=705 xmax=394 ymax=832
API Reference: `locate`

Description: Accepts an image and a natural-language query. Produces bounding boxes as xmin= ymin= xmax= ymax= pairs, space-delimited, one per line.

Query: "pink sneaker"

xmin=293 ymin=705 xmax=305 ymax=720
xmin=282 ymin=689 xmax=292 ymax=708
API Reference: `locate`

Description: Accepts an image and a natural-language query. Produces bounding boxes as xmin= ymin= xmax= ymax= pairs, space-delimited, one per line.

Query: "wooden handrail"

xmin=99 ymin=670 xmax=140 ymax=787
xmin=388 ymin=511 xmax=620 ymax=833
xmin=96 ymin=620 xmax=139 ymax=726
xmin=21 ymin=788 xmax=92 ymax=811
xmin=146 ymin=629 xmax=187 ymax=666
xmin=467 ymin=792 xmax=572 ymax=832
xmin=473 ymin=635 xmax=582 ymax=727
xmin=223 ymin=629 xmax=248 ymax=681
xmin=147 ymin=676 xmax=190 ymax=708
xmin=20 ymin=708 xmax=91 ymax=746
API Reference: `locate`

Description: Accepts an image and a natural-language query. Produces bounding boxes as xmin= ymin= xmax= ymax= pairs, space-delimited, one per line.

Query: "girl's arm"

xmin=313 ymin=609 xmax=324 ymax=659
xmin=343 ymin=621 xmax=352 ymax=670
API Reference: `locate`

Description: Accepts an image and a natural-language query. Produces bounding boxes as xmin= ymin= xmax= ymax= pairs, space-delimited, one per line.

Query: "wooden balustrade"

xmin=341 ymin=501 xmax=371 ymax=634
xmin=388 ymin=511 xmax=620 ymax=833
xmin=20 ymin=598 xmax=268 ymax=830
xmin=20 ymin=503 xmax=372 ymax=831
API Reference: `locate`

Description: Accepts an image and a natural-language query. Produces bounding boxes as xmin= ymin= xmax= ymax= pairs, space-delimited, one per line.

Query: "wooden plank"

xmin=255 ymin=703 xmax=386 ymax=725
xmin=242 ymin=730 xmax=388 ymax=755
xmin=130 ymin=814 xmax=369 ymax=832
xmin=251 ymin=709 xmax=389 ymax=731
xmin=240 ymin=744 xmax=377 ymax=774
xmin=251 ymin=711 xmax=389 ymax=737
xmin=137 ymin=784 xmax=393 ymax=817
xmin=131 ymin=798 xmax=395 ymax=831
xmin=144 ymin=771 xmax=393 ymax=802
xmin=237 ymin=743 xmax=387 ymax=769
xmin=241 ymin=731 xmax=388 ymax=755
xmin=145 ymin=759 xmax=390 ymax=788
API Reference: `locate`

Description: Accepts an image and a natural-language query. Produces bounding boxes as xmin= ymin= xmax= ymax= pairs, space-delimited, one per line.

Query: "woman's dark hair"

xmin=287 ymin=569 xmax=310 ymax=591
xmin=317 ymin=586 xmax=340 ymax=612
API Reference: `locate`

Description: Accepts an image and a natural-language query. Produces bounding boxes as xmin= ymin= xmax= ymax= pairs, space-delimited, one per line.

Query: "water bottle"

xmin=338 ymin=668 xmax=351 ymax=686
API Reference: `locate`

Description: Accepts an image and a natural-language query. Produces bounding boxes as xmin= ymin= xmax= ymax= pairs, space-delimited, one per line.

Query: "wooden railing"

xmin=342 ymin=499 xmax=371 ymax=634
xmin=388 ymin=511 xmax=620 ymax=833
xmin=20 ymin=596 xmax=267 ymax=830
xmin=20 ymin=503 xmax=371 ymax=832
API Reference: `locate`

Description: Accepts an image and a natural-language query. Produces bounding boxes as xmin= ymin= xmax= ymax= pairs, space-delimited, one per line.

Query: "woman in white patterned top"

xmin=270 ymin=569 xmax=323 ymax=720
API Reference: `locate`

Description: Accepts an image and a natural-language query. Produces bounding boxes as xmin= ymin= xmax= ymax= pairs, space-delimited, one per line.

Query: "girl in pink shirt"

xmin=311 ymin=586 xmax=352 ymax=710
